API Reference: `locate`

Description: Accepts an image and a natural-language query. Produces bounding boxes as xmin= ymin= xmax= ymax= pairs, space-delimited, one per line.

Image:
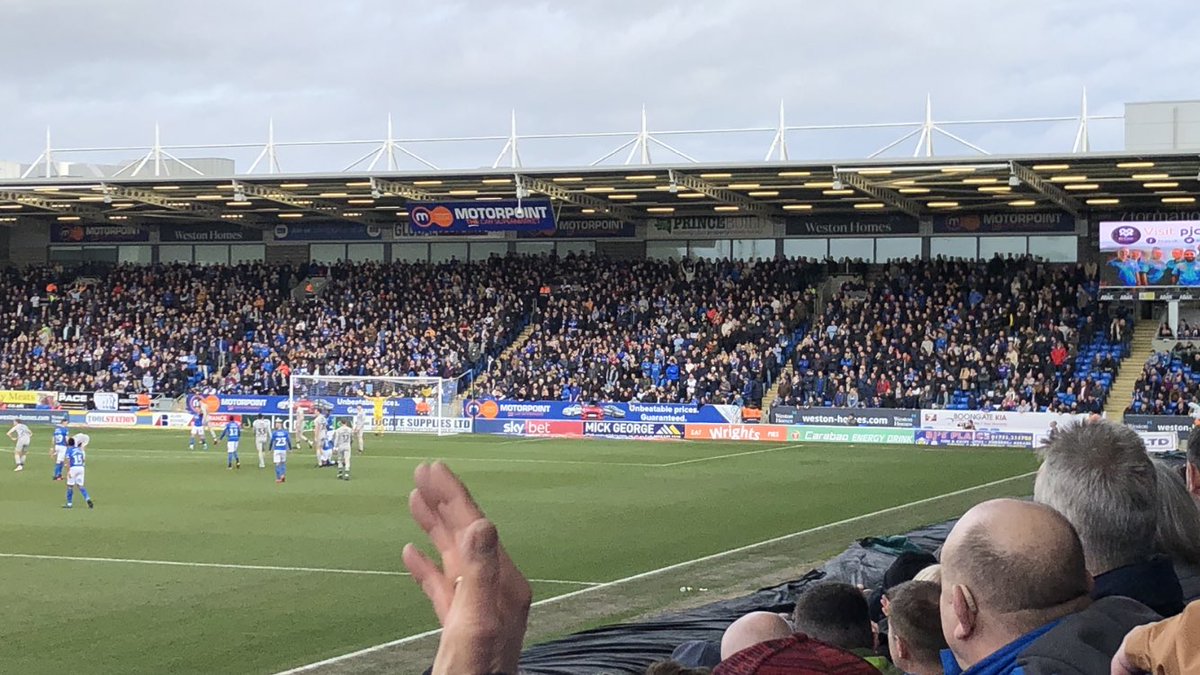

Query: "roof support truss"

xmin=1010 ymin=162 xmax=1083 ymax=218
xmin=517 ymin=175 xmax=643 ymax=225
xmin=834 ymin=171 xmax=924 ymax=217
xmin=103 ymin=184 xmax=230 ymax=223
xmin=233 ymin=181 xmax=379 ymax=224
xmin=668 ymin=171 xmax=782 ymax=221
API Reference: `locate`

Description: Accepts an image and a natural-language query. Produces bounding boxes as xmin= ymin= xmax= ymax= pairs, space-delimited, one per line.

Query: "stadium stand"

xmin=774 ymin=256 xmax=1130 ymax=413
xmin=0 ymin=254 xmax=1135 ymax=414
xmin=482 ymin=256 xmax=821 ymax=406
xmin=0 ymin=259 xmax=532 ymax=397
xmin=1125 ymin=344 xmax=1200 ymax=416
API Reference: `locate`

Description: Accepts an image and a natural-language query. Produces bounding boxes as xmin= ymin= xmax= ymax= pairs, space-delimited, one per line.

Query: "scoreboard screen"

xmin=1099 ymin=221 xmax=1200 ymax=287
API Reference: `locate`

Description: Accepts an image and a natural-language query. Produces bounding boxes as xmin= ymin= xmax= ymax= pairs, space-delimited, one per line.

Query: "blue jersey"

xmin=270 ymin=429 xmax=291 ymax=452
xmin=1145 ymin=259 xmax=1168 ymax=285
xmin=1108 ymin=258 xmax=1141 ymax=285
xmin=53 ymin=425 xmax=69 ymax=448
xmin=322 ymin=436 xmax=334 ymax=453
xmin=220 ymin=421 xmax=241 ymax=442
xmin=65 ymin=446 xmax=85 ymax=468
xmin=1179 ymin=261 xmax=1200 ymax=286
xmin=192 ymin=413 xmax=205 ymax=428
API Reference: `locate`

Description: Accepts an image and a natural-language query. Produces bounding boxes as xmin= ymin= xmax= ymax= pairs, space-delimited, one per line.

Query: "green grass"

xmin=0 ymin=430 xmax=1038 ymax=674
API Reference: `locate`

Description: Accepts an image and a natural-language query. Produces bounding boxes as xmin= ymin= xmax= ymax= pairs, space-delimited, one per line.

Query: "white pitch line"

xmin=0 ymin=552 xmax=599 ymax=587
xmin=656 ymin=443 xmax=807 ymax=467
xmin=275 ymin=469 xmax=1037 ymax=674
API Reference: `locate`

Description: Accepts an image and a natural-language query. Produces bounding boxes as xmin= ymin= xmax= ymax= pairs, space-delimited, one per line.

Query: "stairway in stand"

xmin=1104 ymin=321 xmax=1160 ymax=423
xmin=469 ymin=322 xmax=540 ymax=396
xmin=760 ymin=361 xmax=794 ymax=413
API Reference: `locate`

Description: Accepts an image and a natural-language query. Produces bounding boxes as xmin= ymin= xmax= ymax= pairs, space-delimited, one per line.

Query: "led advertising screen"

xmin=1099 ymin=221 xmax=1200 ymax=287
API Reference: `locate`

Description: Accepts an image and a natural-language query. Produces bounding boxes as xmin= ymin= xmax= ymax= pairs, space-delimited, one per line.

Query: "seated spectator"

xmin=913 ymin=564 xmax=942 ymax=585
xmin=780 ymin=257 xmax=1114 ymax=413
xmin=883 ymin=581 xmax=946 ymax=675
xmin=867 ymin=551 xmax=938 ymax=629
xmin=1188 ymin=426 xmax=1200 ymax=504
xmin=1034 ymin=421 xmax=1185 ymax=617
xmin=721 ymin=612 xmax=793 ymax=660
xmin=792 ymin=582 xmax=894 ymax=671
xmin=1152 ymin=461 xmax=1200 ymax=602
xmin=712 ymin=634 xmax=878 ymax=675
xmin=1112 ymin=600 xmax=1200 ymax=675
xmin=938 ymin=499 xmax=1160 ymax=674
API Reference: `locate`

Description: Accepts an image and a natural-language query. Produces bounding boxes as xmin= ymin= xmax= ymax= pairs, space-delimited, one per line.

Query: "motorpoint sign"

xmin=786 ymin=426 xmax=914 ymax=444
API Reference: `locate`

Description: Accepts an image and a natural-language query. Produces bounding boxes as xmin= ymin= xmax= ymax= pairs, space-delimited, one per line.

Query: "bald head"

xmin=943 ymin=499 xmax=1090 ymax=614
xmin=940 ymin=499 xmax=1092 ymax=670
xmin=721 ymin=611 xmax=793 ymax=660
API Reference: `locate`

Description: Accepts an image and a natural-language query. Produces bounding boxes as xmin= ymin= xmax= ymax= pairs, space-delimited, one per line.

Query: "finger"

xmin=422 ymin=461 xmax=484 ymax=530
xmin=402 ymin=543 xmax=453 ymax=623
xmin=409 ymin=488 xmax=455 ymax=553
xmin=452 ymin=519 xmax=501 ymax=622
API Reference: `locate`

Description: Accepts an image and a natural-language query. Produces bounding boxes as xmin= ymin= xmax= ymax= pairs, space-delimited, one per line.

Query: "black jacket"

xmin=1092 ymin=556 xmax=1184 ymax=618
xmin=1018 ymin=596 xmax=1161 ymax=675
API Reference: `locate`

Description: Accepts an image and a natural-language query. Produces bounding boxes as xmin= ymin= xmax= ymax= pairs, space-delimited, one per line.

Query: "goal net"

xmin=288 ymin=374 xmax=469 ymax=437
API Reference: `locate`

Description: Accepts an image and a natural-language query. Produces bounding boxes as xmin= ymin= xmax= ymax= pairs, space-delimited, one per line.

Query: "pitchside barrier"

xmin=467 ymin=401 xmax=1182 ymax=452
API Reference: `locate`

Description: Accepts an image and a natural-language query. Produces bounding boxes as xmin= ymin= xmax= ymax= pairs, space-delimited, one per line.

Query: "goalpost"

xmin=287 ymin=374 xmax=470 ymax=437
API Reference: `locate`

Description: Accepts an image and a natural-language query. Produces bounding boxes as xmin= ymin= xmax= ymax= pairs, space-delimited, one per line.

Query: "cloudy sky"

xmin=3 ymin=0 xmax=1197 ymax=173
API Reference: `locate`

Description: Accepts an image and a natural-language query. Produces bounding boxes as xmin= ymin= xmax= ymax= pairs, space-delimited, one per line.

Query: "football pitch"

xmin=0 ymin=429 xmax=1038 ymax=674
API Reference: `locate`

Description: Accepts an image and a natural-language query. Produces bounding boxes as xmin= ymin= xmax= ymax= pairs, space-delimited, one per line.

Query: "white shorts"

xmin=256 ymin=437 xmax=268 ymax=451
xmin=273 ymin=451 xmax=287 ymax=464
xmin=67 ymin=466 xmax=85 ymax=487
xmin=15 ymin=440 xmax=29 ymax=452
xmin=227 ymin=441 xmax=239 ymax=454
xmin=191 ymin=427 xmax=206 ymax=437
xmin=55 ymin=446 xmax=66 ymax=462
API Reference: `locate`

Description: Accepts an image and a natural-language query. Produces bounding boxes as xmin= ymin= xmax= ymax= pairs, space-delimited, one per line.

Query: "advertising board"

xmin=786 ymin=426 xmax=914 ymax=444
xmin=770 ymin=406 xmax=918 ymax=428
xmin=582 ymin=421 xmax=685 ymax=439
xmin=684 ymin=424 xmax=788 ymax=442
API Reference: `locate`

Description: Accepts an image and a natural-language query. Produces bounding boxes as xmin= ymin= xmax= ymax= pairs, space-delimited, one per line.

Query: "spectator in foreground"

xmin=792 ymin=582 xmax=898 ymax=672
xmin=1111 ymin=600 xmax=1200 ymax=675
xmin=712 ymin=634 xmax=879 ymax=675
xmin=1188 ymin=426 xmax=1200 ymax=505
xmin=938 ymin=499 xmax=1159 ymax=674
xmin=1034 ymin=421 xmax=1185 ymax=617
xmin=884 ymin=581 xmax=947 ymax=675
xmin=401 ymin=462 xmax=532 ymax=675
xmin=720 ymin=612 xmax=794 ymax=660
xmin=1152 ymin=461 xmax=1200 ymax=602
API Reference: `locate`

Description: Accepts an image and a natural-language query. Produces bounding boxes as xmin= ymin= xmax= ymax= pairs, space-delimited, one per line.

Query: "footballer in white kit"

xmin=352 ymin=406 xmax=366 ymax=454
xmin=7 ymin=420 xmax=32 ymax=471
xmin=312 ymin=412 xmax=328 ymax=465
xmin=334 ymin=420 xmax=353 ymax=480
xmin=253 ymin=416 xmax=272 ymax=468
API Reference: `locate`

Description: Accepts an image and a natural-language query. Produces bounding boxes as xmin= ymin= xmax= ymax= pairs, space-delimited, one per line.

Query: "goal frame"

xmin=287 ymin=374 xmax=468 ymax=437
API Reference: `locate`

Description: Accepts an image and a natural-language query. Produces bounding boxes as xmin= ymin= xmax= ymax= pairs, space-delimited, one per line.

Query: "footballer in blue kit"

xmin=63 ymin=438 xmax=94 ymax=509
xmin=270 ymin=421 xmax=291 ymax=483
xmin=189 ymin=409 xmax=209 ymax=451
xmin=218 ymin=419 xmax=242 ymax=470
xmin=51 ymin=418 xmax=70 ymax=481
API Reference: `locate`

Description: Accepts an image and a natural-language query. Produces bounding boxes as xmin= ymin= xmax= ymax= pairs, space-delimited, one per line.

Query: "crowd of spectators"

xmin=404 ymin=420 xmax=1200 ymax=675
xmin=1126 ymin=343 xmax=1200 ymax=416
xmin=773 ymin=257 xmax=1125 ymax=414
xmin=482 ymin=257 xmax=820 ymax=407
xmin=0 ymin=258 xmax=534 ymax=398
xmin=0 ymin=254 xmax=1130 ymax=414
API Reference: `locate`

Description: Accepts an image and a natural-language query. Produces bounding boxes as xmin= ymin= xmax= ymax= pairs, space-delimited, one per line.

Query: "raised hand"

xmin=402 ymin=462 xmax=532 ymax=675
